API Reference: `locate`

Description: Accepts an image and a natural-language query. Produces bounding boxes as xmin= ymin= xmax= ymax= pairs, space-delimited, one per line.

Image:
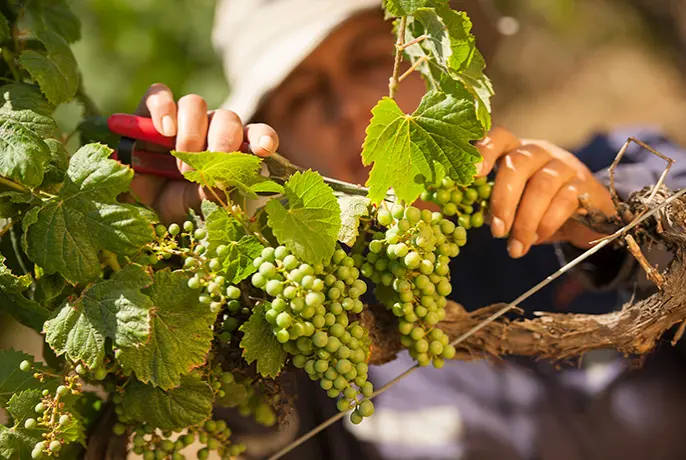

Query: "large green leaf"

xmin=172 ymin=151 xmax=281 ymax=199
xmin=6 ymin=390 xmax=43 ymax=426
xmin=24 ymin=144 xmax=156 ymax=283
xmin=0 ymin=255 xmax=49 ymax=332
xmin=0 ymin=116 xmax=51 ymax=188
xmin=18 ymin=3 xmax=79 ymax=105
xmin=44 ymin=264 xmax=153 ymax=370
xmin=239 ymin=303 xmax=287 ymax=378
xmin=120 ymin=374 xmax=213 ymax=431
xmin=361 ymin=90 xmax=483 ymax=204
xmin=0 ymin=84 xmax=54 ymax=117
xmin=404 ymin=5 xmax=493 ymax=130
xmin=0 ymin=425 xmax=42 ymax=460
xmin=117 ymin=270 xmax=216 ymax=390
xmin=265 ymin=170 xmax=341 ymax=265
xmin=43 ymin=0 xmax=82 ymax=43
xmin=201 ymin=200 xmax=243 ymax=255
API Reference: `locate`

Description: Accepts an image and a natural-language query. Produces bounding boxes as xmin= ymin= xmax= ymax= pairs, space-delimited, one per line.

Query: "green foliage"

xmin=23 ymin=144 xmax=156 ymax=283
xmin=44 ymin=264 xmax=153 ymax=370
xmin=239 ymin=303 xmax=287 ymax=378
xmin=0 ymin=0 xmax=493 ymax=455
xmin=120 ymin=374 xmax=213 ymax=431
xmin=362 ymin=90 xmax=483 ymax=204
xmin=266 ymin=170 xmax=341 ymax=265
xmin=118 ymin=270 xmax=215 ymax=390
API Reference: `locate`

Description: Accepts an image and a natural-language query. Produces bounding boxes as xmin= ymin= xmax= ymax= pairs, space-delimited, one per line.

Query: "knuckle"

xmin=214 ymin=108 xmax=242 ymax=126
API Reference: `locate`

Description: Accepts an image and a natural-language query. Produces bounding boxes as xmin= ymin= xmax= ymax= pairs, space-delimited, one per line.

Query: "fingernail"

xmin=258 ymin=135 xmax=275 ymax=154
xmin=491 ymin=216 xmax=505 ymax=238
xmin=508 ymin=239 xmax=524 ymax=259
xmin=474 ymin=161 xmax=484 ymax=176
xmin=532 ymin=233 xmax=539 ymax=244
xmin=161 ymin=115 xmax=176 ymax=137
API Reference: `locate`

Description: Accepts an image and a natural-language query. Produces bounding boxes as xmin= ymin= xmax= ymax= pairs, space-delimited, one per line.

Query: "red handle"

xmin=108 ymin=113 xmax=175 ymax=149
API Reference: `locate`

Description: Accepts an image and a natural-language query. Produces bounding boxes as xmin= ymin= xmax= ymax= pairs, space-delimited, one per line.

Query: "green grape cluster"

xmin=421 ymin=176 xmax=492 ymax=229
xmin=127 ymin=420 xmax=245 ymax=460
xmin=19 ymin=361 xmax=82 ymax=459
xmin=217 ymin=371 xmax=278 ymax=428
xmin=251 ymin=246 xmax=375 ymax=423
xmin=362 ymin=204 xmax=459 ymax=368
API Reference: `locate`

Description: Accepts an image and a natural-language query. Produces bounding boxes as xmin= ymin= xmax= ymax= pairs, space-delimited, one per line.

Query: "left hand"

xmin=475 ymin=127 xmax=617 ymax=259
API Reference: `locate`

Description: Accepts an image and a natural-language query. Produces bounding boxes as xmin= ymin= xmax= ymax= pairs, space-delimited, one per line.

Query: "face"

xmin=259 ymin=11 xmax=426 ymax=185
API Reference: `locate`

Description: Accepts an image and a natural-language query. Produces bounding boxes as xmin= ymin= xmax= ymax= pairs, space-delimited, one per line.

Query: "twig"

xmin=268 ymin=188 xmax=686 ymax=460
xmin=625 ymin=234 xmax=664 ymax=288
xmin=398 ymin=34 xmax=428 ymax=51
xmin=0 ymin=176 xmax=29 ymax=193
xmin=9 ymin=226 xmax=29 ymax=275
xmin=389 ymin=16 xmax=407 ymax=99
xmin=398 ymin=56 xmax=427 ymax=83
xmin=672 ymin=320 xmax=686 ymax=346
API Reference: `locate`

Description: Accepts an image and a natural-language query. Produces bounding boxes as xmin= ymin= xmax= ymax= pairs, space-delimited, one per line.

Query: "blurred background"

xmin=5 ymin=0 xmax=686 ymax=400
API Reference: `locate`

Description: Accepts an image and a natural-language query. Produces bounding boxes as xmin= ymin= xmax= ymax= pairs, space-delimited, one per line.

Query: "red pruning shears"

xmin=107 ymin=113 xmax=184 ymax=180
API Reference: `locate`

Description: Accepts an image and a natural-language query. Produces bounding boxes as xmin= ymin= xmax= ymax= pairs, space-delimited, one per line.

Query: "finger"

xmin=508 ymin=160 xmax=577 ymax=258
xmin=488 ymin=144 xmax=551 ymax=238
xmin=135 ymin=83 xmax=177 ymax=137
xmin=207 ymin=109 xmax=244 ymax=152
xmin=176 ymin=94 xmax=209 ymax=173
xmin=474 ymin=126 xmax=521 ymax=177
xmin=244 ymin=123 xmax=279 ymax=157
xmin=129 ymin=174 xmax=167 ymax=208
xmin=535 ymin=180 xmax=584 ymax=243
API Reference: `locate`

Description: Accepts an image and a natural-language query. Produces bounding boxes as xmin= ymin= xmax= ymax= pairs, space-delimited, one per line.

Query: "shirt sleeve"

xmin=560 ymin=126 xmax=686 ymax=291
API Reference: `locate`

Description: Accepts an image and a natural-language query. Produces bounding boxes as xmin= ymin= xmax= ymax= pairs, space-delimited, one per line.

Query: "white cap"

xmin=211 ymin=0 xmax=382 ymax=123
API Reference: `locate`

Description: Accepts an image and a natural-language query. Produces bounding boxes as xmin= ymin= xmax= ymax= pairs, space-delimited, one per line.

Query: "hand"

xmin=129 ymin=83 xmax=280 ymax=223
xmin=475 ymin=127 xmax=617 ymax=258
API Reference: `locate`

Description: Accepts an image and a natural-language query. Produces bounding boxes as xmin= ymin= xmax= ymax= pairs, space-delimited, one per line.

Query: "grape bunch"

xmin=421 ymin=176 xmax=492 ymax=230
xmin=251 ymin=246 xmax=375 ymax=424
xmin=362 ymin=203 xmax=459 ymax=368
xmin=18 ymin=360 xmax=82 ymax=459
xmin=127 ymin=420 xmax=245 ymax=460
xmin=216 ymin=370 xmax=278 ymax=428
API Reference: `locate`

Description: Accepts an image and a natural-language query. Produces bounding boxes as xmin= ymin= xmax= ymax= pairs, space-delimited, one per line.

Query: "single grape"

xmin=49 ymin=440 xmax=62 ymax=453
xmin=358 ymin=399 xmax=375 ymax=417
xmin=24 ymin=418 xmax=37 ymax=429
xmin=377 ymin=208 xmax=393 ymax=226
xmin=194 ymin=228 xmax=207 ymax=240
xmin=350 ymin=410 xmax=364 ymax=425
xmin=19 ymin=360 xmax=31 ymax=372
xmin=34 ymin=402 xmax=44 ymax=414
xmin=56 ymin=385 xmax=68 ymax=397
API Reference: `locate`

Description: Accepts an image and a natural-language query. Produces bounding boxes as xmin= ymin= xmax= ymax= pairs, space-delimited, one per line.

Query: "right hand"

xmin=129 ymin=83 xmax=280 ymax=223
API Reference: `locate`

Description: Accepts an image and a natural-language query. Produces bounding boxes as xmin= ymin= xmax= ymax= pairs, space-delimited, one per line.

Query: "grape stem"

xmin=398 ymin=56 xmax=427 ymax=83
xmin=389 ymin=16 xmax=407 ymax=99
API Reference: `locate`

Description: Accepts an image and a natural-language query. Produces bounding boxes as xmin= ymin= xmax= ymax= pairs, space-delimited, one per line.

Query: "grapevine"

xmin=1 ymin=1 xmax=684 ymax=459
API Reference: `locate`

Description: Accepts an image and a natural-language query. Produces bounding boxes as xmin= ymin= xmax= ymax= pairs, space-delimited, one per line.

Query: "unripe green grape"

xmin=265 ymin=279 xmax=283 ymax=296
xmin=351 ymin=348 xmax=366 ymax=363
xmin=350 ymin=410 xmax=364 ymax=425
xmin=187 ymin=277 xmax=200 ymax=289
xmin=314 ymin=359 xmax=329 ymax=373
xmin=31 ymin=448 xmax=44 ymax=459
xmin=49 ymin=440 xmax=62 ymax=453
xmin=391 ymin=203 xmax=405 ymax=219
xmin=34 ymin=402 xmax=45 ymax=414
xmin=197 ymin=448 xmax=209 ymax=460
xmin=357 ymin=399 xmax=374 ymax=417
xmin=24 ymin=417 xmax=37 ymax=429
xmin=325 ymin=336 xmax=342 ymax=353
xmin=275 ymin=245 xmax=289 ymax=260
xmin=337 ymin=398 xmax=352 ymax=412
xmin=442 ymin=345 xmax=456 ymax=359
xmin=276 ymin=329 xmax=290 ymax=343
xmin=337 ymin=345 xmax=351 ymax=360
xmin=333 ymin=375 xmax=348 ymax=390
xmin=471 ymin=212 xmax=484 ymax=228
xmin=377 ymin=208 xmax=393 ymax=226
xmin=324 ymin=312 xmax=336 ymax=326
xmin=425 ymin=311 xmax=440 ymax=325
xmin=336 ymin=359 xmax=352 ymax=374
xmin=458 ymin=214 xmax=472 ymax=229
xmin=20 ymin=360 xmax=31 ymax=372
xmin=282 ymin=254 xmax=299 ymax=271
xmin=261 ymin=246 xmax=276 ymax=261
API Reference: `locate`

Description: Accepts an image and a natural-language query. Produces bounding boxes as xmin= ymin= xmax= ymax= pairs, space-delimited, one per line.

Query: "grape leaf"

xmin=361 ymin=90 xmax=483 ymax=204
xmin=0 ymin=425 xmax=42 ymax=460
xmin=337 ymin=195 xmax=371 ymax=247
xmin=6 ymin=389 xmax=42 ymax=425
xmin=120 ymin=374 xmax=213 ymax=431
xmin=404 ymin=5 xmax=493 ymax=131
xmin=118 ymin=270 xmax=215 ymax=390
xmin=221 ymin=236 xmax=264 ymax=285
xmin=201 ymin=200 xmax=244 ymax=255
xmin=0 ymin=115 xmax=51 ymax=188
xmin=44 ymin=264 xmax=153 ymax=370
xmin=0 ymin=13 xmax=9 ymax=43
xmin=0 ymin=255 xmax=49 ymax=332
xmin=44 ymin=0 xmax=81 ymax=43
xmin=0 ymin=350 xmax=54 ymax=407
xmin=239 ymin=303 xmax=287 ymax=378
xmin=24 ymin=144 xmax=156 ymax=283
xmin=172 ymin=151 xmax=281 ymax=199
xmin=0 ymin=84 xmax=54 ymax=117
xmin=19 ymin=3 xmax=79 ymax=105
xmin=42 ymin=138 xmax=68 ymax=187
xmin=265 ymin=170 xmax=341 ymax=265
xmin=384 ymin=0 xmax=436 ymax=16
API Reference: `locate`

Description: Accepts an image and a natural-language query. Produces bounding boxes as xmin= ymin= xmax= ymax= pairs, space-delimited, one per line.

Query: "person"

xmin=130 ymin=1 xmax=686 ymax=459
